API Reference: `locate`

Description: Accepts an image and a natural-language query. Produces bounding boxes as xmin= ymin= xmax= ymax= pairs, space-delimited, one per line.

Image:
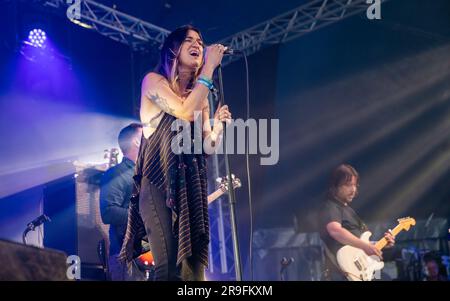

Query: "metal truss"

xmin=41 ymin=0 xmax=169 ymax=50
xmin=206 ymin=98 xmax=236 ymax=278
xmin=220 ymin=0 xmax=390 ymax=65
xmin=39 ymin=0 xmax=390 ymax=57
xmin=208 ymin=197 xmax=236 ymax=278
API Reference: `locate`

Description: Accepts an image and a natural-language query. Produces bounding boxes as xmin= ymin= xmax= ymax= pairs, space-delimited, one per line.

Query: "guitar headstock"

xmin=216 ymin=174 xmax=242 ymax=193
xmin=104 ymin=148 xmax=120 ymax=168
xmin=397 ymin=217 xmax=416 ymax=231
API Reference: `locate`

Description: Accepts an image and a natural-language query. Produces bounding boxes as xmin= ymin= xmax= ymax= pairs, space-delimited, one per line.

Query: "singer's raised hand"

xmin=213 ymin=104 xmax=232 ymax=135
xmin=203 ymin=44 xmax=227 ymax=71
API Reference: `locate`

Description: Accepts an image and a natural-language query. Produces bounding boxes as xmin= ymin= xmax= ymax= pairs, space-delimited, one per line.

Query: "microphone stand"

xmin=216 ymin=65 xmax=243 ymax=281
xmin=22 ymin=228 xmax=31 ymax=245
xmin=280 ymin=267 xmax=287 ymax=281
xmin=22 ymin=214 xmax=51 ymax=245
xmin=279 ymin=257 xmax=294 ymax=281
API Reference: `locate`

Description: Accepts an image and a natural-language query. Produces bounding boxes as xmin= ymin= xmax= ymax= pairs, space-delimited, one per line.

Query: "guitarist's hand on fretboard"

xmin=383 ymin=231 xmax=395 ymax=248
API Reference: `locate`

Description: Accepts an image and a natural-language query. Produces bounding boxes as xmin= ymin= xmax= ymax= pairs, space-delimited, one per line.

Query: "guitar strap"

xmin=348 ymin=206 xmax=368 ymax=233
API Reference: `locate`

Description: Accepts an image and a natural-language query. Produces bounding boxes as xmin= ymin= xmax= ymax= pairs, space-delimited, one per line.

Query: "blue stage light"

xmin=27 ymin=28 xmax=47 ymax=48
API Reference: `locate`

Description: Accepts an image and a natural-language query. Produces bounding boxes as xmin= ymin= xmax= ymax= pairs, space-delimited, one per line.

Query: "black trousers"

xmin=139 ymin=178 xmax=205 ymax=281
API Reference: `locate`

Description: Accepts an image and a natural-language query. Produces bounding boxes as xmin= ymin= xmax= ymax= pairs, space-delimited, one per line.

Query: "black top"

xmin=99 ymin=157 xmax=135 ymax=255
xmin=319 ymin=197 xmax=368 ymax=273
xmin=119 ymin=113 xmax=209 ymax=268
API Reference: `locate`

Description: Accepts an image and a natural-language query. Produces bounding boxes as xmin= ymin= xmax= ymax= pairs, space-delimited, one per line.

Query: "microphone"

xmin=280 ymin=257 xmax=295 ymax=266
xmin=23 ymin=214 xmax=51 ymax=245
xmin=26 ymin=214 xmax=51 ymax=231
xmin=224 ymin=48 xmax=243 ymax=56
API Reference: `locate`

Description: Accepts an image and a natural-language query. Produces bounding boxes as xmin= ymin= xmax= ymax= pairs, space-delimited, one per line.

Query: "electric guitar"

xmin=336 ymin=217 xmax=416 ymax=281
xmin=136 ymin=174 xmax=242 ymax=267
xmin=104 ymin=148 xmax=120 ymax=168
xmin=208 ymin=174 xmax=242 ymax=205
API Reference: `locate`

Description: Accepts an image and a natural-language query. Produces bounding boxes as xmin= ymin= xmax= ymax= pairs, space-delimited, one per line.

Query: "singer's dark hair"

xmin=327 ymin=164 xmax=359 ymax=199
xmin=155 ymin=25 xmax=205 ymax=96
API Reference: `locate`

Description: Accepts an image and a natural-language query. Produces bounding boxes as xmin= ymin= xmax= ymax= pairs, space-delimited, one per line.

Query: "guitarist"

xmin=100 ymin=123 xmax=145 ymax=281
xmin=319 ymin=164 xmax=395 ymax=280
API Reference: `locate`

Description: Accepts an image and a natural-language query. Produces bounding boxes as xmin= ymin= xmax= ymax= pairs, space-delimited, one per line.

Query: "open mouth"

xmin=189 ymin=49 xmax=200 ymax=57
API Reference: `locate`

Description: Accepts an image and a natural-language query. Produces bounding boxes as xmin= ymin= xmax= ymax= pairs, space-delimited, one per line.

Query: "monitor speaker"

xmin=0 ymin=239 xmax=68 ymax=281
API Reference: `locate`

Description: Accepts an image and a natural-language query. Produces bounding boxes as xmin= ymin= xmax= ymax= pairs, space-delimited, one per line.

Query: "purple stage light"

xmin=27 ymin=29 xmax=47 ymax=48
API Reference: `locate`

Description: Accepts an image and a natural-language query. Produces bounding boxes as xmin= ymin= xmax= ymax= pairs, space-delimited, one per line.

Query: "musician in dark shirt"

xmin=319 ymin=164 xmax=395 ymax=280
xmin=100 ymin=123 xmax=143 ymax=280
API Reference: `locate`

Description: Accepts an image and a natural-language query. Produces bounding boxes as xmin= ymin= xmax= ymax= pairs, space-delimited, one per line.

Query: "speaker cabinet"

xmin=0 ymin=239 xmax=68 ymax=281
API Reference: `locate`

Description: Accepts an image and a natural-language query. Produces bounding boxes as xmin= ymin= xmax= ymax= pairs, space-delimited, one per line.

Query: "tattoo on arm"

xmin=148 ymin=92 xmax=175 ymax=115
xmin=144 ymin=110 xmax=164 ymax=128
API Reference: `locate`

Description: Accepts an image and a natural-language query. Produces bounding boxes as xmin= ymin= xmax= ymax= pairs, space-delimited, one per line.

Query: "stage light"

xmin=26 ymin=28 xmax=47 ymax=48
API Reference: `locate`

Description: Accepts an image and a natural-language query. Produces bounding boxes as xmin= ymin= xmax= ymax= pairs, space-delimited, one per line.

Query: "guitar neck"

xmin=207 ymin=188 xmax=225 ymax=205
xmin=374 ymin=223 xmax=404 ymax=250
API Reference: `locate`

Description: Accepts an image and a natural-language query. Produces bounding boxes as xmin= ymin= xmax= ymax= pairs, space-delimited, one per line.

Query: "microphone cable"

xmin=241 ymin=53 xmax=255 ymax=281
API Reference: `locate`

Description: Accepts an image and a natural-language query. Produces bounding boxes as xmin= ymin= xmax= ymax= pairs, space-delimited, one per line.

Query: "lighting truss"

xmin=219 ymin=0 xmax=391 ymax=65
xmin=42 ymin=0 xmax=169 ymax=50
